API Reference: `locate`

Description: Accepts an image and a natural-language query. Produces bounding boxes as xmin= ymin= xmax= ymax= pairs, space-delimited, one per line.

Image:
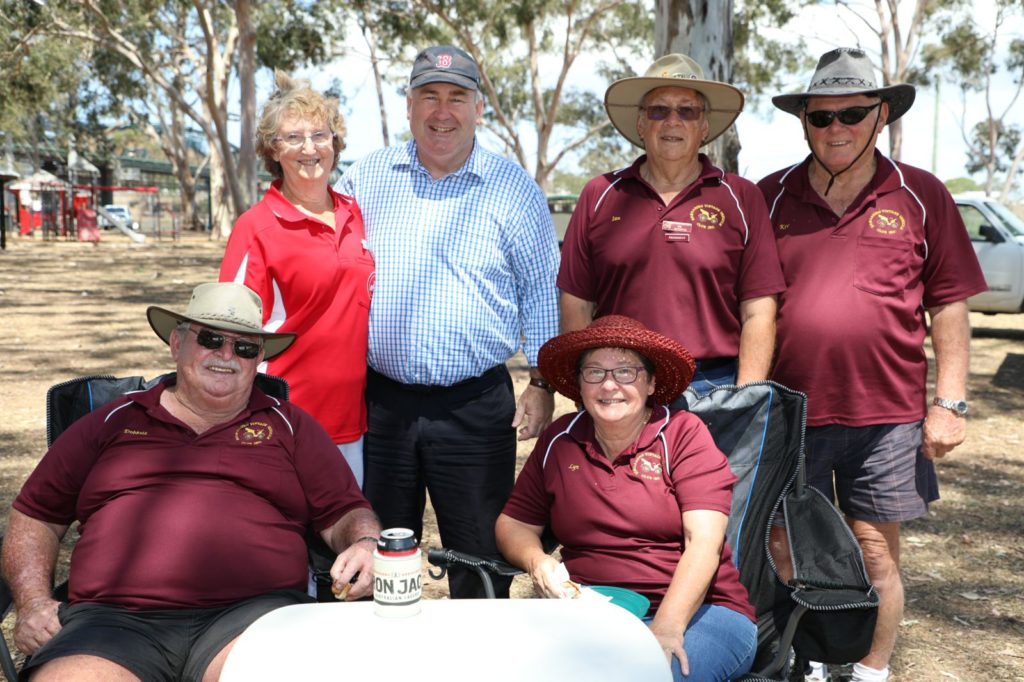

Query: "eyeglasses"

xmin=804 ymin=102 xmax=882 ymax=129
xmin=187 ymin=327 xmax=262 ymax=360
xmin=580 ymin=366 xmax=647 ymax=384
xmin=640 ymin=105 xmax=705 ymax=122
xmin=273 ymin=130 xmax=335 ymax=149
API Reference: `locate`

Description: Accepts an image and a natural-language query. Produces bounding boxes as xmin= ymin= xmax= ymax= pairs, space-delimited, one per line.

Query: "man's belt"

xmin=695 ymin=357 xmax=736 ymax=372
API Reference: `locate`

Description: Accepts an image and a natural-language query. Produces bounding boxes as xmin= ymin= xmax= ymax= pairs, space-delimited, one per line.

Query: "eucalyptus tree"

xmin=919 ymin=1 xmax=1024 ymax=199
xmin=394 ymin=0 xmax=653 ymax=191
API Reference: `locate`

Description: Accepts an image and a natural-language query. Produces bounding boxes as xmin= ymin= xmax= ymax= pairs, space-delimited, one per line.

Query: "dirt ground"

xmin=0 ymin=231 xmax=1021 ymax=681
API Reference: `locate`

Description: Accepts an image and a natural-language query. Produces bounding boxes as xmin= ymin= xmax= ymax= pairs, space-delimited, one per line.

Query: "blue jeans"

xmin=644 ymin=604 xmax=757 ymax=682
xmin=670 ymin=359 xmax=738 ymax=409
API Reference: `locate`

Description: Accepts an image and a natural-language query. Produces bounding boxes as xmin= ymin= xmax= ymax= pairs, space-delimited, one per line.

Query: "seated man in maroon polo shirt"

xmin=1 ymin=282 xmax=380 ymax=682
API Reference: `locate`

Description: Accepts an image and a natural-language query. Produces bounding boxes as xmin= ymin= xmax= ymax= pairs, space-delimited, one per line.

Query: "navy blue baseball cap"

xmin=409 ymin=45 xmax=480 ymax=91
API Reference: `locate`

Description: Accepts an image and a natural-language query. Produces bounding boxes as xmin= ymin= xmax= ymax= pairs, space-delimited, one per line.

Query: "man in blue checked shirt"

xmin=337 ymin=44 xmax=560 ymax=599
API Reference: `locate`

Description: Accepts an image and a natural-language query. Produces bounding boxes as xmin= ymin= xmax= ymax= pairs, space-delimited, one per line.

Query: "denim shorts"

xmin=21 ymin=589 xmax=311 ymax=682
xmin=804 ymin=421 xmax=938 ymax=523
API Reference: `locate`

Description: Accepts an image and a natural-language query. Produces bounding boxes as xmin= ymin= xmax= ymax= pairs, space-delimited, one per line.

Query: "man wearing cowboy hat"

xmin=2 ymin=282 xmax=380 ymax=681
xmin=559 ymin=53 xmax=785 ymax=399
xmin=758 ymin=48 xmax=986 ymax=681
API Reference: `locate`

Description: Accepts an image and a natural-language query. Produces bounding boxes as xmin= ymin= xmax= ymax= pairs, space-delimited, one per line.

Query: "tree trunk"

xmin=208 ymin=144 xmax=234 ymax=239
xmin=655 ymin=0 xmax=738 ymax=172
xmin=360 ymin=19 xmax=390 ymax=147
xmin=236 ymin=0 xmax=258 ymax=208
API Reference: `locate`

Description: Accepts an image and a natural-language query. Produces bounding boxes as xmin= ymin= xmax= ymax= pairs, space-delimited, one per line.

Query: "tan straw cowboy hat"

xmin=537 ymin=315 xmax=696 ymax=405
xmin=147 ymin=282 xmax=296 ymax=360
xmin=604 ymin=53 xmax=744 ymax=149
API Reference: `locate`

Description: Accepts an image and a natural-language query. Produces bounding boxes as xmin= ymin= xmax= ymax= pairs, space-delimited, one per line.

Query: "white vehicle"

xmin=954 ymin=194 xmax=1024 ymax=314
xmin=98 ymin=204 xmax=140 ymax=231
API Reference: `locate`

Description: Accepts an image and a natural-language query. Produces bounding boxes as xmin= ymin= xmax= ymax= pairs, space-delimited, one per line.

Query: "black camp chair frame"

xmin=427 ymin=382 xmax=879 ymax=682
xmin=0 ymin=371 xmax=338 ymax=680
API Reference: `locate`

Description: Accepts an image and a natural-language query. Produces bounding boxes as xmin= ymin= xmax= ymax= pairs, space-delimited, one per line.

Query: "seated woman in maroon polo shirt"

xmin=496 ymin=315 xmax=756 ymax=682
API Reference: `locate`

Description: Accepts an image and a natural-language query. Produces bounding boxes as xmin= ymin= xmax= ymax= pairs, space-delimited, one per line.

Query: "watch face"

xmin=955 ymin=400 xmax=968 ymax=414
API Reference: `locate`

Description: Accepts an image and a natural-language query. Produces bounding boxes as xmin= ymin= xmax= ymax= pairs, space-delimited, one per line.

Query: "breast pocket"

xmin=853 ymin=236 xmax=913 ymax=297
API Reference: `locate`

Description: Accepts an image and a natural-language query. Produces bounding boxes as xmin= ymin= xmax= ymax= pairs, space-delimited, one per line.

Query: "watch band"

xmin=529 ymin=376 xmax=555 ymax=394
xmin=932 ymin=397 xmax=968 ymax=416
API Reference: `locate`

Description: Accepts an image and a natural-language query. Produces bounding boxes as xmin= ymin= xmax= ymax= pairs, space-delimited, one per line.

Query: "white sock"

xmin=805 ymin=661 xmax=828 ymax=680
xmin=852 ymin=662 xmax=890 ymax=681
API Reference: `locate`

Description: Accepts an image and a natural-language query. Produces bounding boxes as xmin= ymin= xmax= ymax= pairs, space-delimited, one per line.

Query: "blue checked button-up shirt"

xmin=338 ymin=140 xmax=560 ymax=386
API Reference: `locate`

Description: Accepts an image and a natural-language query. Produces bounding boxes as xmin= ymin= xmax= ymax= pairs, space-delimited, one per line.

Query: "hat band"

xmin=810 ymin=76 xmax=876 ymax=90
xmin=190 ymin=312 xmax=264 ymax=331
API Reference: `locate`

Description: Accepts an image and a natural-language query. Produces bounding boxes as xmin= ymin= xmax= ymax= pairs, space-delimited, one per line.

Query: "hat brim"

xmin=409 ymin=72 xmax=479 ymax=91
xmin=537 ymin=327 xmax=695 ymax=405
xmin=604 ymin=76 xmax=744 ymax=148
xmin=146 ymin=306 xmax=296 ymax=361
xmin=772 ymin=83 xmax=916 ymax=124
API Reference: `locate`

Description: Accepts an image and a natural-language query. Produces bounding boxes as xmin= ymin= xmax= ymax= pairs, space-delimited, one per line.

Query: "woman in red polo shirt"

xmin=496 ymin=315 xmax=756 ymax=682
xmin=220 ymin=72 xmax=374 ymax=487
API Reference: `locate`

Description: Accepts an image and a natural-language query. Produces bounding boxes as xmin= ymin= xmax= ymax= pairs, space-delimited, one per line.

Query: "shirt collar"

xmin=131 ymin=375 xmax=279 ymax=421
xmin=623 ymin=153 xmax=722 ymax=186
xmin=395 ymin=139 xmax=485 ymax=181
xmin=566 ymin=405 xmax=673 ymax=462
xmin=783 ymin=149 xmax=901 ymax=201
xmin=264 ymin=180 xmax=348 ymax=228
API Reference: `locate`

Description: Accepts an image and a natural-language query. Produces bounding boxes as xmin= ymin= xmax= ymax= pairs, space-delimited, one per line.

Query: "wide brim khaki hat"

xmin=605 ymin=53 xmax=744 ymax=148
xmin=147 ymin=282 xmax=296 ymax=361
xmin=772 ymin=47 xmax=915 ymax=124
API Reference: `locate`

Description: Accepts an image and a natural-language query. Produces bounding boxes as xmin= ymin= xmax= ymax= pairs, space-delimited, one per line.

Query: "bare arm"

xmin=648 ymin=509 xmax=728 ymax=676
xmin=923 ymin=300 xmax=971 ymax=459
xmin=559 ymin=291 xmax=596 ymax=334
xmin=736 ymin=295 xmax=778 ymax=385
xmin=2 ymin=509 xmax=68 ymax=654
xmin=495 ymin=514 xmax=564 ymax=598
xmin=319 ymin=507 xmax=381 ymax=600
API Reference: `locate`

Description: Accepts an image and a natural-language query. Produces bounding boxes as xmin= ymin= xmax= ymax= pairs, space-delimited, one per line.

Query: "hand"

xmin=14 ymin=596 xmax=61 ymax=655
xmin=922 ymin=404 xmax=967 ymax=460
xmin=527 ymin=555 xmax=567 ymax=599
xmin=330 ymin=540 xmax=375 ymax=601
xmin=647 ymin=617 xmax=687 ymax=675
xmin=512 ymin=385 xmax=554 ymax=441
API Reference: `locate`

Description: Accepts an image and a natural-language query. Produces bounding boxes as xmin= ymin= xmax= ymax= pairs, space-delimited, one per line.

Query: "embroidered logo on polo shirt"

xmin=868 ymin=209 xmax=906 ymax=235
xmin=568 ymin=463 xmax=580 ymax=471
xmin=778 ymin=223 xmax=790 ymax=232
xmin=123 ymin=428 xmax=148 ymax=436
xmin=631 ymin=452 xmax=662 ymax=481
xmin=235 ymin=421 xmax=272 ymax=445
xmin=690 ymin=204 xmax=725 ymax=230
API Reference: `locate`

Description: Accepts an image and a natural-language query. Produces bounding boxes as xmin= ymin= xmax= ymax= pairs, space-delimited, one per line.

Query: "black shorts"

xmin=22 ymin=590 xmax=311 ymax=682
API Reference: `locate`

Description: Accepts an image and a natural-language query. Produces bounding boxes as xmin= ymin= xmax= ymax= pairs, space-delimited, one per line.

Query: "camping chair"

xmin=427 ymin=382 xmax=879 ymax=681
xmin=0 ymin=372 xmax=339 ymax=678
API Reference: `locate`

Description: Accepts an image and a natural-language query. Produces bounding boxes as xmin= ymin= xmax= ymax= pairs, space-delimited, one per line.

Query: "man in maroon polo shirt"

xmin=2 ymin=282 xmax=380 ymax=682
xmin=758 ymin=48 xmax=986 ymax=682
xmin=560 ymin=53 xmax=784 ymax=398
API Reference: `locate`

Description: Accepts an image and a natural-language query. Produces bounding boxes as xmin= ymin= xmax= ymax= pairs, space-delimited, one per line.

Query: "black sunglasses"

xmin=641 ymin=105 xmax=705 ymax=122
xmin=804 ymin=102 xmax=882 ymax=129
xmin=188 ymin=327 xmax=262 ymax=359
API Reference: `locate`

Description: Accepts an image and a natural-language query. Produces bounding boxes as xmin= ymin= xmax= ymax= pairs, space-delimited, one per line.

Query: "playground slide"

xmin=95 ymin=205 xmax=146 ymax=243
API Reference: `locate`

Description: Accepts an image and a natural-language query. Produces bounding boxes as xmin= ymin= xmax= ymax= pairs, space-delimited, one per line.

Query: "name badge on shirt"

xmin=661 ymin=220 xmax=692 ymax=243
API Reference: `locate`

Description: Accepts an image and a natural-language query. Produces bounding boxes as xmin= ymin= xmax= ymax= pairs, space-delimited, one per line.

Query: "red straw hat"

xmin=537 ymin=315 xmax=696 ymax=404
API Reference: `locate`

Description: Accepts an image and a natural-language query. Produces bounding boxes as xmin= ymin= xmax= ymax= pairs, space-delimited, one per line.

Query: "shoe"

xmin=805 ymin=660 xmax=829 ymax=681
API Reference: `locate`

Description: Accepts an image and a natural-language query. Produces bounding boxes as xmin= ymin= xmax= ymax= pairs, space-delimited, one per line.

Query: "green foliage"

xmin=254 ymin=2 xmax=331 ymax=72
xmin=732 ymin=0 xmax=814 ymax=105
xmin=944 ymin=176 xmax=982 ymax=193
